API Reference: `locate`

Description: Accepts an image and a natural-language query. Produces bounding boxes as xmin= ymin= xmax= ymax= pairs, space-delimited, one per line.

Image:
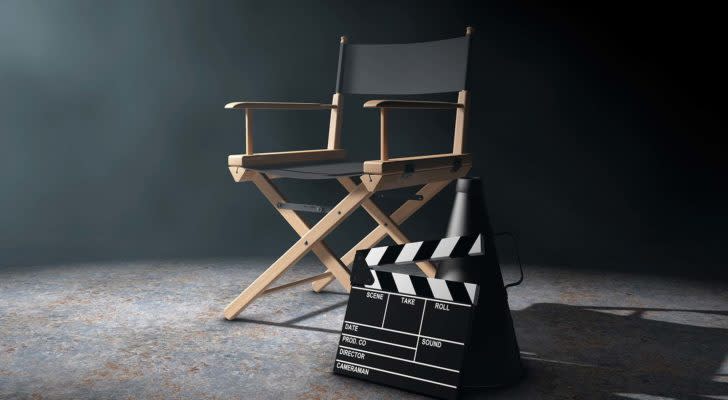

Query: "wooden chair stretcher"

xmin=222 ymin=28 xmax=474 ymax=320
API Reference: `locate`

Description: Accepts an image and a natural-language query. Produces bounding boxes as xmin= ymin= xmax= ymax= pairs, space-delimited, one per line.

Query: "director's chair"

xmin=223 ymin=27 xmax=474 ymax=320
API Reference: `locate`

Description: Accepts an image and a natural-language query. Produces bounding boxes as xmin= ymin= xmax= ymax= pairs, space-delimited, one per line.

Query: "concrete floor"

xmin=0 ymin=258 xmax=726 ymax=400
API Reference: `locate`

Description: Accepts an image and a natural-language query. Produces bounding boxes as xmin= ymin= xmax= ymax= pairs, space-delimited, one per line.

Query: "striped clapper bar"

xmin=333 ymin=234 xmax=483 ymax=400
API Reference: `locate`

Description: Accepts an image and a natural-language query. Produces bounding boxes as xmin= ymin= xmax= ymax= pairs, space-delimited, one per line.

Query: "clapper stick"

xmin=350 ymin=234 xmax=484 ymax=287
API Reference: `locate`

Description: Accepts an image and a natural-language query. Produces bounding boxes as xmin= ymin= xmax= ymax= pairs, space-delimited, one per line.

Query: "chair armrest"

xmin=363 ymin=100 xmax=463 ymax=109
xmin=225 ymin=101 xmax=337 ymax=156
xmin=225 ymin=101 xmax=336 ymax=110
xmin=364 ymin=100 xmax=463 ymax=160
xmin=363 ymin=153 xmax=471 ymax=174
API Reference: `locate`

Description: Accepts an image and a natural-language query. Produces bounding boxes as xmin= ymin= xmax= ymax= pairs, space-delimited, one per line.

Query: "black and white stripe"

xmin=362 ymin=234 xmax=484 ymax=267
xmin=361 ymin=270 xmax=479 ymax=305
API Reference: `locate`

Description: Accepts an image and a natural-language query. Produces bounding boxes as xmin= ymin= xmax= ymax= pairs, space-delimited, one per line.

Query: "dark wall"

xmin=1 ymin=1 xmax=724 ymax=275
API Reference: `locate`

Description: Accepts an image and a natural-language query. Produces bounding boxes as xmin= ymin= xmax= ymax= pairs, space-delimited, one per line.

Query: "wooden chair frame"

xmin=223 ymin=29 xmax=473 ymax=320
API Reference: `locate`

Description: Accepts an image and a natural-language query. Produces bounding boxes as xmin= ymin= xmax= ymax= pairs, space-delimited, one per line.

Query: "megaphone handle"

xmin=495 ymin=231 xmax=524 ymax=289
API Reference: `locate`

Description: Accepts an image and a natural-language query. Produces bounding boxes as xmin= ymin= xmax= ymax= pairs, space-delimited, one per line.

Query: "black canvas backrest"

xmin=335 ymin=34 xmax=471 ymax=95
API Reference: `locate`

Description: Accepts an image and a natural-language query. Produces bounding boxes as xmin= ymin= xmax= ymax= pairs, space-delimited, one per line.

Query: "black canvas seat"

xmin=254 ymin=160 xmax=365 ymax=180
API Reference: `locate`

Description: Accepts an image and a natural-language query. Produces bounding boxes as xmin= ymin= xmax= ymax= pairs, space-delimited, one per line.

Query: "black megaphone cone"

xmin=436 ymin=177 xmax=524 ymax=389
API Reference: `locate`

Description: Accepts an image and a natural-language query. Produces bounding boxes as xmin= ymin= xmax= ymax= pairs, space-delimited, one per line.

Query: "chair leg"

xmin=337 ymin=177 xmax=436 ymax=276
xmin=224 ymin=183 xmax=372 ymax=320
xmin=251 ymin=173 xmax=351 ymax=290
xmin=311 ymin=180 xmax=451 ymax=292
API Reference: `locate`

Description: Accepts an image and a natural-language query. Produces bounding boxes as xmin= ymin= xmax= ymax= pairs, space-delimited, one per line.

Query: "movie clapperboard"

xmin=333 ymin=234 xmax=483 ymax=400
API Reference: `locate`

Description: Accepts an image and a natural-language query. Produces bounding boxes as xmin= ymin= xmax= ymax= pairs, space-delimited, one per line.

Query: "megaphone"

xmin=436 ymin=177 xmax=524 ymax=389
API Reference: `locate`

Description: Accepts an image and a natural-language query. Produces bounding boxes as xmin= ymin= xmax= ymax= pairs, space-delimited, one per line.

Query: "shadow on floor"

xmin=230 ymin=294 xmax=728 ymax=400
xmin=236 ymin=301 xmax=728 ymax=399
xmin=232 ymin=299 xmax=348 ymax=335
xmin=474 ymin=303 xmax=728 ymax=400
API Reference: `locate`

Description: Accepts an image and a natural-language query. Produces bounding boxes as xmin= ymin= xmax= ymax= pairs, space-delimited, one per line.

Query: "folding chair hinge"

xmin=276 ymin=202 xmax=332 ymax=214
xmin=452 ymin=158 xmax=463 ymax=172
xmin=402 ymin=163 xmax=415 ymax=178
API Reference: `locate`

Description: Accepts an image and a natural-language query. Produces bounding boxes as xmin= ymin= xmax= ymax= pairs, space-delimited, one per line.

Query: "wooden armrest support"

xmin=363 ymin=153 xmax=471 ymax=174
xmin=228 ymin=149 xmax=347 ymax=168
xmin=363 ymin=100 xmax=463 ymax=109
xmin=225 ymin=102 xmax=336 ymax=110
